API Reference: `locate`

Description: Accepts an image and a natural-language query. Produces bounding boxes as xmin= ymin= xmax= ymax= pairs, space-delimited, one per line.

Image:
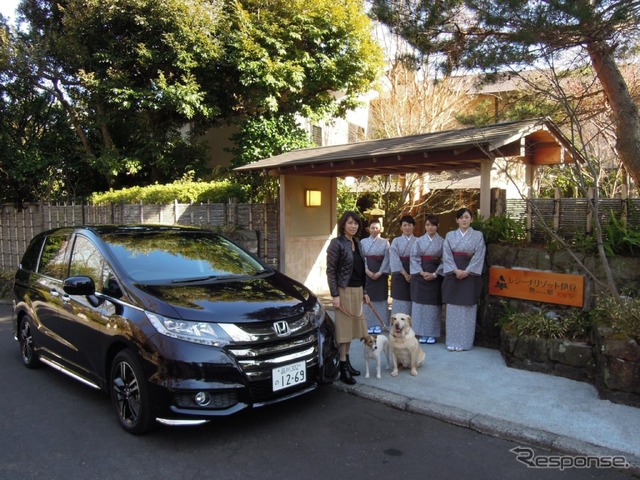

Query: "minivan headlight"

xmin=309 ymin=300 xmax=325 ymax=327
xmin=146 ymin=311 xmax=231 ymax=347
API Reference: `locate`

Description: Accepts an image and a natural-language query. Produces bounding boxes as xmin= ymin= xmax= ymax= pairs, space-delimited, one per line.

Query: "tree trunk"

xmin=96 ymin=102 xmax=115 ymax=150
xmin=47 ymin=80 xmax=96 ymax=158
xmin=587 ymin=40 xmax=640 ymax=194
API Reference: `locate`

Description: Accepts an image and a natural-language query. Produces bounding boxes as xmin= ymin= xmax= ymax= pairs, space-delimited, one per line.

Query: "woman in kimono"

xmin=410 ymin=214 xmax=444 ymax=344
xmin=389 ymin=215 xmax=416 ymax=315
xmin=441 ymin=208 xmax=486 ymax=351
xmin=361 ymin=219 xmax=390 ymax=334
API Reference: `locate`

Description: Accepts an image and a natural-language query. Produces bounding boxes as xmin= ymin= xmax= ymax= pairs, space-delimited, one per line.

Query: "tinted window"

xmin=39 ymin=234 xmax=70 ymax=279
xmin=70 ymin=236 xmax=109 ymax=291
xmin=102 ymin=231 xmax=265 ymax=283
xmin=20 ymin=236 xmax=45 ymax=272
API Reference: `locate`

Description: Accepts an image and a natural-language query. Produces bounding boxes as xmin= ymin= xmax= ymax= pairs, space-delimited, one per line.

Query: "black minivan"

xmin=13 ymin=225 xmax=338 ymax=433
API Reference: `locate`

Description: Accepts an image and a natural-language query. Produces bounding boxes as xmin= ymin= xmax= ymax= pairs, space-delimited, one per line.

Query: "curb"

xmin=331 ymin=382 xmax=640 ymax=476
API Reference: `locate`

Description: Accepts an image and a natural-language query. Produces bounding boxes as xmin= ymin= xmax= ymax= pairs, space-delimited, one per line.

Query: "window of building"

xmin=311 ymin=125 xmax=322 ymax=146
xmin=348 ymin=123 xmax=365 ymax=143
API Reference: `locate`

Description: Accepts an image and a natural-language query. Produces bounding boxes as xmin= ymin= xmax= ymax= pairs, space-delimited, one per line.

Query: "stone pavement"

xmin=327 ymin=307 xmax=640 ymax=474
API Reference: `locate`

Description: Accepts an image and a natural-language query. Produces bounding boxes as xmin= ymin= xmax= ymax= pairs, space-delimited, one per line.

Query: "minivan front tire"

xmin=110 ymin=350 xmax=155 ymax=434
xmin=18 ymin=316 xmax=40 ymax=369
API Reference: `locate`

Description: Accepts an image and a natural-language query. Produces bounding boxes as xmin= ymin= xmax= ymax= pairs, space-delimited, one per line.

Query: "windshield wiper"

xmin=171 ymin=274 xmax=249 ymax=284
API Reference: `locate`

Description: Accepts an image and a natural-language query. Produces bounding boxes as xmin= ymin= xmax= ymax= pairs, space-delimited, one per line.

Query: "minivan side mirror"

xmin=63 ymin=276 xmax=96 ymax=296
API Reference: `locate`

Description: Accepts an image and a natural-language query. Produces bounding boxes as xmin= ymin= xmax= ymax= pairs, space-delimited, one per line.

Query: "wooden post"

xmin=586 ymin=187 xmax=594 ymax=234
xmin=621 ymin=184 xmax=628 ymax=228
xmin=479 ymin=159 xmax=493 ymax=219
xmin=0 ymin=206 xmax=5 ymax=270
xmin=525 ymin=164 xmax=535 ymax=243
xmin=490 ymin=188 xmax=505 ymax=216
xmin=553 ymin=188 xmax=560 ymax=231
xmin=263 ymin=204 xmax=268 ymax=262
xmin=173 ymin=199 xmax=178 ymax=224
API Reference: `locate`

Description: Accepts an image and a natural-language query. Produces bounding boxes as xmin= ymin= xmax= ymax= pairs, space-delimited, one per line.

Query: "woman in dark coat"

xmin=326 ymin=211 xmax=370 ymax=384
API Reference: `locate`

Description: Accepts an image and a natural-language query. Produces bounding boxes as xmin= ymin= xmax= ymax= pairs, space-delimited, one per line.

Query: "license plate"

xmin=272 ymin=360 xmax=306 ymax=392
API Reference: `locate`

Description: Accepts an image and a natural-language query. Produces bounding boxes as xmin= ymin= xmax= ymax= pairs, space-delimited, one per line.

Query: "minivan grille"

xmin=225 ymin=317 xmax=319 ymax=396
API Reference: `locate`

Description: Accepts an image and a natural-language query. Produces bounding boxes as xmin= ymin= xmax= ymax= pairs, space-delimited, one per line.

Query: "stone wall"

xmin=592 ymin=325 xmax=640 ymax=408
xmin=500 ymin=331 xmax=595 ymax=383
xmin=479 ymin=245 xmax=640 ymax=408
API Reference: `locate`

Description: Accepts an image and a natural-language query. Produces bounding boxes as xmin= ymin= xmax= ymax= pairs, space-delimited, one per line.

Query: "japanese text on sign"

xmin=488 ymin=267 xmax=584 ymax=307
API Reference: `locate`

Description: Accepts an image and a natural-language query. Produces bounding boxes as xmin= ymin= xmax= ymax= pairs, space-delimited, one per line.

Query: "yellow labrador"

xmin=389 ymin=313 xmax=426 ymax=376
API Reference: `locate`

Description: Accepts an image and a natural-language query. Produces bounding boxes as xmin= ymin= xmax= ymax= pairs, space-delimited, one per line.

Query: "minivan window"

xmin=70 ymin=235 xmax=109 ymax=291
xmin=20 ymin=236 xmax=45 ymax=272
xmin=39 ymin=235 xmax=70 ymax=279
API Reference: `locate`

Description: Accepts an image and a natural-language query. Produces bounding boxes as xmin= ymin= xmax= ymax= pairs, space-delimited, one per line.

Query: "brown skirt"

xmin=334 ymin=286 xmax=367 ymax=343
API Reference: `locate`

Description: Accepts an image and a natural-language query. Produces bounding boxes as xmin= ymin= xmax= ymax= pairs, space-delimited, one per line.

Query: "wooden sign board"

xmin=488 ymin=267 xmax=584 ymax=307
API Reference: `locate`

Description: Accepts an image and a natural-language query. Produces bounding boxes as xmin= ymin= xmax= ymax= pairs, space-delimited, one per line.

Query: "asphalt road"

xmin=0 ymin=304 xmax=634 ymax=480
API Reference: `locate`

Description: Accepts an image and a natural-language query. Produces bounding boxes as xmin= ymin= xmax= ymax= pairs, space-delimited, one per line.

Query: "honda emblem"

xmin=273 ymin=321 xmax=291 ymax=336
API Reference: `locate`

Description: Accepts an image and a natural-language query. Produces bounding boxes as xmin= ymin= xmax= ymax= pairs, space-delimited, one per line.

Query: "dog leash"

xmin=336 ymin=300 xmax=389 ymax=332
xmin=367 ymin=302 xmax=390 ymax=332
xmin=337 ymin=302 xmax=362 ymax=319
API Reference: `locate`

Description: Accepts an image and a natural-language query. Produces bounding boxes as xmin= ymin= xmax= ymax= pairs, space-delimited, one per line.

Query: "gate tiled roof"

xmin=234 ymin=118 xmax=582 ymax=177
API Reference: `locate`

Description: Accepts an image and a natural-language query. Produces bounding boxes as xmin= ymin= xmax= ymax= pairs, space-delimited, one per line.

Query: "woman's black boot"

xmin=339 ymin=361 xmax=356 ymax=385
xmin=345 ymin=354 xmax=360 ymax=376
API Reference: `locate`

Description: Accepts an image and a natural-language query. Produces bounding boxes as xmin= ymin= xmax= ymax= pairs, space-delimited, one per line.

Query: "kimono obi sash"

xmin=452 ymin=251 xmax=472 ymax=270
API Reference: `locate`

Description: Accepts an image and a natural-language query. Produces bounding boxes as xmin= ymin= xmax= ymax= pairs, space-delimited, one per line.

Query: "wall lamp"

xmin=305 ymin=189 xmax=322 ymax=207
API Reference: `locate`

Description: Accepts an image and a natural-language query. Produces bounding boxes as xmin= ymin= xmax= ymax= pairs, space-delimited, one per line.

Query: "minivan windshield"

xmin=102 ymin=231 xmax=267 ymax=283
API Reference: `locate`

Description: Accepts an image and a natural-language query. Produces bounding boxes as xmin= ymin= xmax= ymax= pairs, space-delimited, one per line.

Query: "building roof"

xmin=234 ymin=118 xmax=582 ymax=178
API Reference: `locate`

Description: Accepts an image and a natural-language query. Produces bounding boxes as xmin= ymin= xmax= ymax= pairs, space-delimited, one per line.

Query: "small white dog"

xmin=361 ymin=334 xmax=390 ymax=379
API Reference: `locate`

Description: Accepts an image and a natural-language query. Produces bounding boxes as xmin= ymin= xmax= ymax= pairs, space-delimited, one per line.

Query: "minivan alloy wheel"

xmin=19 ymin=317 xmax=39 ymax=368
xmin=110 ymin=350 xmax=154 ymax=434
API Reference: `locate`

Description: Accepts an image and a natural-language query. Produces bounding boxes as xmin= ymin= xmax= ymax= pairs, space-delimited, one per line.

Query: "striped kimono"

xmin=361 ymin=234 xmax=390 ymax=331
xmin=389 ymin=234 xmax=416 ymax=315
xmin=410 ymin=233 xmax=444 ymax=338
xmin=441 ymin=228 xmax=486 ymax=350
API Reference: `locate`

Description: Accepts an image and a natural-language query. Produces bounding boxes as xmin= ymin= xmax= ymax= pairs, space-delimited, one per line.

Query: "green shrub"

xmin=473 ymin=215 xmax=527 ymax=245
xmin=601 ymin=211 xmax=640 ymax=257
xmin=566 ymin=229 xmax=598 ymax=254
xmin=502 ymin=311 xmax=566 ymax=338
xmin=562 ymin=308 xmax=592 ymax=340
xmin=535 ymin=209 xmax=640 ymax=256
xmin=589 ymin=294 xmax=640 ymax=341
xmin=90 ymin=178 xmax=250 ymax=205
xmin=500 ymin=308 xmax=590 ymax=340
